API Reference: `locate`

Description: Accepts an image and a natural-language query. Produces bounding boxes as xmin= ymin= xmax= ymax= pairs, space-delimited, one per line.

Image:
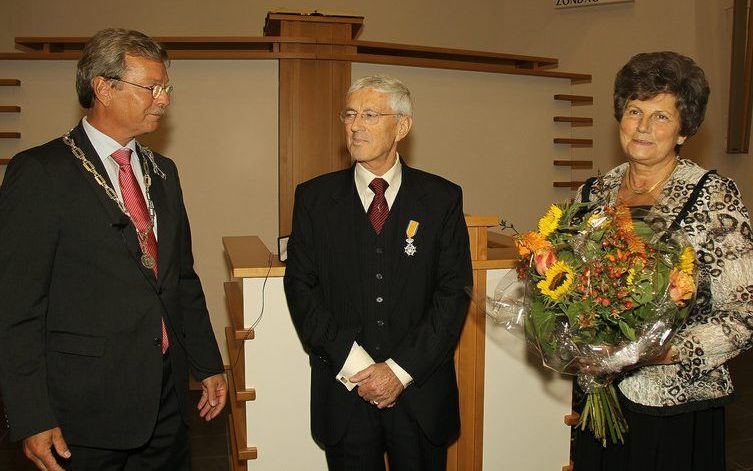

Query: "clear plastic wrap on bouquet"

xmin=486 ymin=203 xmax=698 ymax=445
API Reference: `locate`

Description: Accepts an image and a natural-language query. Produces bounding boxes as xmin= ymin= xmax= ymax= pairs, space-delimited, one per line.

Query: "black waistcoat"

xmin=352 ymin=187 xmax=404 ymax=362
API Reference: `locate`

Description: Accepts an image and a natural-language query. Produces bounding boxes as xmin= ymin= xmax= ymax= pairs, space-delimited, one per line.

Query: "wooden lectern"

xmin=222 ymin=216 xmax=520 ymax=470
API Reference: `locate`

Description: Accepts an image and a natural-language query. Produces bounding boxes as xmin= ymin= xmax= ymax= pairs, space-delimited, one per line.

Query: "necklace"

xmin=625 ymin=159 xmax=677 ymax=195
xmin=63 ymin=132 xmax=162 ymax=270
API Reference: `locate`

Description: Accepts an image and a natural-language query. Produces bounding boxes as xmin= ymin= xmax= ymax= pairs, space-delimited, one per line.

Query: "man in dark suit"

xmin=0 ymin=29 xmax=226 ymax=470
xmin=284 ymin=75 xmax=472 ymax=470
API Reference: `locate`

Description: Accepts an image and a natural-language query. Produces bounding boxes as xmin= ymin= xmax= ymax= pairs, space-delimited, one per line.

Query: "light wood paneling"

xmin=275 ymin=16 xmax=356 ymax=235
xmin=223 ymin=236 xmax=285 ymax=278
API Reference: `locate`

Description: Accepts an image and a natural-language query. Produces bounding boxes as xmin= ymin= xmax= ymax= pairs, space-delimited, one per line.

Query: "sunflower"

xmin=537 ymin=260 xmax=574 ymax=301
xmin=679 ymin=247 xmax=695 ymax=275
xmin=515 ymin=231 xmax=552 ymax=257
xmin=537 ymin=205 xmax=563 ymax=238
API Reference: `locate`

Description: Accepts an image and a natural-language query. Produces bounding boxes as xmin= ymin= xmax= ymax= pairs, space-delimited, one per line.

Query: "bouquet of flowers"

xmin=488 ymin=202 xmax=697 ymax=446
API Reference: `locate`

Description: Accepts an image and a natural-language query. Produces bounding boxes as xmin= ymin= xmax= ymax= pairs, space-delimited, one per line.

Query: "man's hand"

xmin=22 ymin=427 xmax=69 ymax=471
xmin=198 ymin=373 xmax=227 ymax=421
xmin=350 ymin=362 xmax=404 ymax=409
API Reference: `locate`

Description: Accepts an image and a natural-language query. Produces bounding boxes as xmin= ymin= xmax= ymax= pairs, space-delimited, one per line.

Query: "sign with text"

xmin=555 ymin=0 xmax=633 ymax=9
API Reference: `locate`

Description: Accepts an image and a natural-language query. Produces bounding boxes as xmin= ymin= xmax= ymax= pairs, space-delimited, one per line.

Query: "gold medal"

xmin=141 ymin=253 xmax=156 ymax=269
xmin=404 ymin=220 xmax=419 ymax=256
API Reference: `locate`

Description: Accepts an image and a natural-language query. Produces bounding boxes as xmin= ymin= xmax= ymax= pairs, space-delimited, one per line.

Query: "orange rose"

xmin=534 ymin=249 xmax=557 ymax=276
xmin=668 ymin=268 xmax=694 ymax=306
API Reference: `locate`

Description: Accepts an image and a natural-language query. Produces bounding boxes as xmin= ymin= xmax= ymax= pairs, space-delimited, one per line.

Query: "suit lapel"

xmin=326 ymin=166 xmax=367 ymax=316
xmin=68 ymin=123 xmax=157 ymax=289
xmin=385 ymin=164 xmax=428 ymax=316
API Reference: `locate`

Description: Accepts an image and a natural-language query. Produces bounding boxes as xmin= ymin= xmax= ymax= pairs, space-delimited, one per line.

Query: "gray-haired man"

xmin=285 ymin=75 xmax=472 ymax=470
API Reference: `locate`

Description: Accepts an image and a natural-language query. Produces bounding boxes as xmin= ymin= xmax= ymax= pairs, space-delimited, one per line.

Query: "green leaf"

xmin=632 ymin=220 xmax=654 ymax=241
xmin=565 ymin=302 xmax=582 ymax=328
xmin=618 ymin=320 xmax=636 ymax=341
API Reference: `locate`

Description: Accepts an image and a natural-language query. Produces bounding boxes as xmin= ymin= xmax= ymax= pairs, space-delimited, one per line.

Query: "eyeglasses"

xmin=106 ymin=77 xmax=174 ymax=99
xmin=339 ymin=110 xmax=400 ymax=125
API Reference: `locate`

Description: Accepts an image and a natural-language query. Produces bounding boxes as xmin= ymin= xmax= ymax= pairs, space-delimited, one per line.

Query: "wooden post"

xmin=446 ymin=216 xmax=499 ymax=471
xmin=267 ymin=12 xmax=363 ymax=235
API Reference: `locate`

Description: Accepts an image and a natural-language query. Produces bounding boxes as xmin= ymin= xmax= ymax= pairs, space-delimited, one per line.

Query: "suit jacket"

xmin=283 ymin=162 xmax=472 ymax=446
xmin=0 ymin=122 xmax=223 ymax=448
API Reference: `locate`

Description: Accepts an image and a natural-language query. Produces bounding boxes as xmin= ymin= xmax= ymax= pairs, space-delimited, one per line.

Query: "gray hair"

xmin=347 ymin=74 xmax=413 ymax=116
xmin=76 ymin=28 xmax=169 ymax=109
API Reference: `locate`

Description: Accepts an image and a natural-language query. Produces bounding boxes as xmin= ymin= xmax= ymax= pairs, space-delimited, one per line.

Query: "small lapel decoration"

xmin=404 ymin=220 xmax=419 ymax=256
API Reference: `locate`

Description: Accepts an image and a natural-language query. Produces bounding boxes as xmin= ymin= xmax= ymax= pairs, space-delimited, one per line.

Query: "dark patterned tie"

xmin=368 ymin=178 xmax=389 ymax=234
xmin=111 ymin=148 xmax=169 ymax=354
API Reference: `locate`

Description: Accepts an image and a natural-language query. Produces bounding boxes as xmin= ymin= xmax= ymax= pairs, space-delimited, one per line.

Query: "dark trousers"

xmin=62 ymin=354 xmax=190 ymax=471
xmin=573 ymin=401 xmax=726 ymax=471
xmin=325 ymin=398 xmax=447 ymax=471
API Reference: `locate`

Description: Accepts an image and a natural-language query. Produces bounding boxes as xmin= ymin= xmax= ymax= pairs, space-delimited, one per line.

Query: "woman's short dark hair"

xmin=613 ymin=51 xmax=709 ymax=138
xmin=76 ymin=28 xmax=168 ymax=109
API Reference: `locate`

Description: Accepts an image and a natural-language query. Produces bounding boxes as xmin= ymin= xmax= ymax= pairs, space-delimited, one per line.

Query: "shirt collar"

xmin=355 ymin=155 xmax=402 ymax=192
xmin=82 ymin=116 xmax=137 ymax=160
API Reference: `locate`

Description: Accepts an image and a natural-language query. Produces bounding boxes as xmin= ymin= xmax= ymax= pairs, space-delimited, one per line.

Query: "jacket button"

xmin=376 ymin=273 xmax=383 ymax=280
xmin=376 ymin=320 xmax=385 ymax=327
xmin=376 ymin=248 xmax=383 ymax=254
xmin=153 ymin=337 xmax=161 ymax=346
xmin=376 ymin=296 xmax=383 ymax=303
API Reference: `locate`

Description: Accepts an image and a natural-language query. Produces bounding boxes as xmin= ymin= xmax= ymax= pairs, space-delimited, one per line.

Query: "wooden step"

xmin=224 ymin=282 xmax=255 ymax=341
xmin=226 ymin=363 xmax=256 ymax=402
xmin=0 ymin=132 xmax=21 ymax=138
xmin=0 ymin=79 xmax=21 ymax=86
xmin=553 ymin=181 xmax=586 ymax=189
xmin=227 ymin=369 xmax=257 ymax=464
xmin=227 ymin=368 xmax=258 ymax=464
xmin=553 ymin=116 xmax=592 ymax=125
xmin=225 ymin=326 xmax=256 ymax=402
xmin=553 ymin=160 xmax=593 ymax=169
xmin=553 ymin=138 xmax=592 ymax=146
xmin=553 ymin=94 xmax=593 ymax=104
xmin=0 ymin=106 xmax=20 ymax=113
xmin=228 ymin=416 xmax=258 ymax=462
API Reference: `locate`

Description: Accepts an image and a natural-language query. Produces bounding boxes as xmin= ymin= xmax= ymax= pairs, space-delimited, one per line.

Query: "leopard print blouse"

xmin=578 ymin=158 xmax=753 ymax=414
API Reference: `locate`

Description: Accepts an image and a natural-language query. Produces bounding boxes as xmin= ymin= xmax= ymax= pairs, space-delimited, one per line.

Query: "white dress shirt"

xmin=336 ymin=156 xmax=413 ymax=391
xmin=81 ymin=117 xmax=158 ymax=238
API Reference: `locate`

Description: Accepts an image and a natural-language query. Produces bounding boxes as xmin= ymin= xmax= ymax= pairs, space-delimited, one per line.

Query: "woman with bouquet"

xmin=572 ymin=51 xmax=753 ymax=470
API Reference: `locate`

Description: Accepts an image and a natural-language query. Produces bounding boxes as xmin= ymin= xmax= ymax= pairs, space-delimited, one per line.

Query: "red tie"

xmin=111 ymin=148 xmax=169 ymax=354
xmin=368 ymin=178 xmax=389 ymax=234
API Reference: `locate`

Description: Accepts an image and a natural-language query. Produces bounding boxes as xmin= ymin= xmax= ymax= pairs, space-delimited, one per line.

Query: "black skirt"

xmin=572 ymin=394 xmax=726 ymax=471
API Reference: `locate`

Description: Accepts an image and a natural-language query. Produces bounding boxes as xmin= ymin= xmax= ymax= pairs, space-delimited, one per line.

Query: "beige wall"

xmin=1 ymin=1 xmax=751 ymax=367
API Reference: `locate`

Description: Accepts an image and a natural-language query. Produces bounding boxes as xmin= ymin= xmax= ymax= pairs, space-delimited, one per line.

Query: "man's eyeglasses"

xmin=106 ymin=77 xmax=174 ymax=99
xmin=339 ymin=110 xmax=400 ymax=125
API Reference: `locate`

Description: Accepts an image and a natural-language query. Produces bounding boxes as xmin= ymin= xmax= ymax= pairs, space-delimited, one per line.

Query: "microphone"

xmin=110 ymin=214 xmax=130 ymax=230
